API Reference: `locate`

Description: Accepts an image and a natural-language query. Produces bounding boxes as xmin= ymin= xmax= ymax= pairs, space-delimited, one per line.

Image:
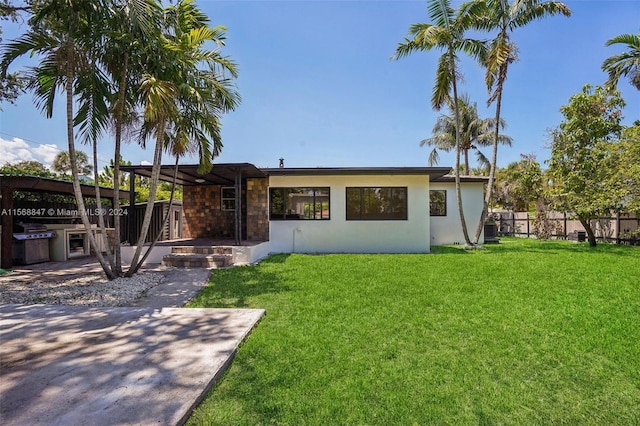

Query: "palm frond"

xmin=602 ymin=33 xmax=640 ymax=90
xmin=605 ymin=33 xmax=640 ymax=49
xmin=428 ymin=148 xmax=442 ymax=166
xmin=428 ymin=0 xmax=455 ymax=29
xmin=511 ymin=1 xmax=571 ymax=30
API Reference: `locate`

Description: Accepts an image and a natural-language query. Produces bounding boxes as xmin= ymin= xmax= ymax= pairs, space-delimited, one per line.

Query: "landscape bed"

xmin=186 ymin=238 xmax=640 ymax=425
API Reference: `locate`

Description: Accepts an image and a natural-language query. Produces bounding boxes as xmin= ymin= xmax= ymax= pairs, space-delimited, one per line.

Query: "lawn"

xmin=186 ymin=238 xmax=640 ymax=425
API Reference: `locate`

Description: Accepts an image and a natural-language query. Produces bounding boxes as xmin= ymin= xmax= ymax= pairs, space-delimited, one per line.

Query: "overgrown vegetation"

xmin=187 ymin=238 xmax=640 ymax=425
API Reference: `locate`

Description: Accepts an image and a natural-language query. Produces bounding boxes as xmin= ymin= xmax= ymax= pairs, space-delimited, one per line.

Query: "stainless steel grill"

xmin=12 ymin=223 xmax=56 ymax=265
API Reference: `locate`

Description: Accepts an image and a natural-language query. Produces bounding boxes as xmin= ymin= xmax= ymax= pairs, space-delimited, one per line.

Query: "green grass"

xmin=186 ymin=238 xmax=640 ymax=425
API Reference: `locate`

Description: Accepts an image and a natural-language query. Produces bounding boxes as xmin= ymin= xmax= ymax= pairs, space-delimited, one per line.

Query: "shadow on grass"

xmin=430 ymin=245 xmax=472 ymax=255
xmin=188 ymin=254 xmax=292 ymax=309
xmin=430 ymin=238 xmax=639 ymax=257
xmin=482 ymin=238 xmax=640 ymax=257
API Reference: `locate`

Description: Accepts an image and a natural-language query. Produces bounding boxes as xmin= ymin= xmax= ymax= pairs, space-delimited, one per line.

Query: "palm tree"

xmin=602 ymin=33 xmax=640 ymax=91
xmin=100 ymin=0 xmax=162 ymax=276
xmin=421 ymin=93 xmax=511 ymax=175
xmin=125 ymin=0 xmax=240 ymax=276
xmin=2 ymin=0 xmax=119 ymax=279
xmin=468 ymin=0 xmax=571 ymax=244
xmin=394 ymin=0 xmax=485 ymax=247
xmin=52 ymin=150 xmax=93 ymax=176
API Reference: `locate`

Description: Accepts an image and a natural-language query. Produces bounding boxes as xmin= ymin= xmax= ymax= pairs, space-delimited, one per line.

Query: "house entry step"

xmin=161 ymin=246 xmax=233 ymax=268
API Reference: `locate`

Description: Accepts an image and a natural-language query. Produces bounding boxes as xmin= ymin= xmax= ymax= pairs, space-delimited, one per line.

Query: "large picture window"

xmin=269 ymin=187 xmax=330 ymax=220
xmin=430 ymin=190 xmax=447 ymax=216
xmin=346 ymin=187 xmax=407 ymax=220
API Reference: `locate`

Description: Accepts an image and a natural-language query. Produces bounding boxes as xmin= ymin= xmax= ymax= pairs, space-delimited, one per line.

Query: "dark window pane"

xmin=430 ymin=190 xmax=446 ymax=216
xmin=269 ymin=187 xmax=330 ymax=220
xmin=221 ymin=187 xmax=235 ymax=211
xmin=346 ymin=187 xmax=407 ymax=220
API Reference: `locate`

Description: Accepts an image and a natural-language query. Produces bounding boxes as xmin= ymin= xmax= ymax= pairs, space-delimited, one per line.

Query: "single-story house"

xmin=121 ymin=164 xmax=487 ymax=257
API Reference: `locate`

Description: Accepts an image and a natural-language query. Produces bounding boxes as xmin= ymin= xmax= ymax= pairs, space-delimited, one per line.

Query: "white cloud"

xmin=0 ymin=137 xmax=62 ymax=168
xmin=32 ymin=143 xmax=60 ymax=165
xmin=140 ymin=160 xmax=152 ymax=166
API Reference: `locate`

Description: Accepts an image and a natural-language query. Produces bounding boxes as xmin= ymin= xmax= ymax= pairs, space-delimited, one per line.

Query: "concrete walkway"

xmin=0 ymin=267 xmax=265 ymax=426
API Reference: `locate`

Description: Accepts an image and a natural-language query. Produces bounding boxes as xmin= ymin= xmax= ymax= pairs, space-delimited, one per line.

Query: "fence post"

xmin=526 ymin=212 xmax=530 ymax=238
xmin=564 ymin=212 xmax=567 ymax=240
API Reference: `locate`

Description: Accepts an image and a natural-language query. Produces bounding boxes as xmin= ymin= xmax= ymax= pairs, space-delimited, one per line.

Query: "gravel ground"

xmin=0 ymin=271 xmax=165 ymax=307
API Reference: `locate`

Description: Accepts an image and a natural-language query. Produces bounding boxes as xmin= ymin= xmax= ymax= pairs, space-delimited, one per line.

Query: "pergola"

xmin=120 ymin=163 xmax=266 ymax=245
xmin=0 ymin=175 xmax=132 ymax=269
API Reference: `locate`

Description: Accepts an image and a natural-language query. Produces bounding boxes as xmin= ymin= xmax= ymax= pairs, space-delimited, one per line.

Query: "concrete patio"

xmin=0 ymin=259 xmax=265 ymax=426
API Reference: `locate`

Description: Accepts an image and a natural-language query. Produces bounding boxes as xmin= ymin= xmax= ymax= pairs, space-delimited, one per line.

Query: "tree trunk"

xmin=125 ymin=119 xmax=164 ymax=277
xmin=130 ymin=155 xmax=180 ymax=274
xmin=464 ymin=149 xmax=470 ymax=176
xmin=451 ymin=60 xmax=472 ymax=247
xmin=112 ymin=53 xmax=129 ymax=276
xmin=579 ymin=217 xmax=598 ymax=247
xmin=92 ymin=128 xmax=116 ymax=273
xmin=473 ymin=61 xmax=508 ymax=245
xmin=64 ymin=25 xmax=114 ymax=279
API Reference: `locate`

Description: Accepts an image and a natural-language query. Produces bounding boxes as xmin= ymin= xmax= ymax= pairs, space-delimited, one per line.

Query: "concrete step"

xmin=170 ymin=246 xmax=233 ymax=255
xmin=161 ymin=253 xmax=232 ymax=269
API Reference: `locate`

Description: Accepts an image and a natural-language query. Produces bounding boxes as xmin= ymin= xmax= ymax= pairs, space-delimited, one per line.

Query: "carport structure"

xmin=0 ymin=175 xmax=131 ymax=269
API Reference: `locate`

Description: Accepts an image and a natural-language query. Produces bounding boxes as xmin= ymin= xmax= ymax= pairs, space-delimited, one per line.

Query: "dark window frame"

xmin=430 ymin=190 xmax=447 ymax=216
xmin=269 ymin=187 xmax=331 ymax=220
xmin=346 ymin=186 xmax=408 ymax=221
xmin=221 ymin=187 xmax=236 ymax=211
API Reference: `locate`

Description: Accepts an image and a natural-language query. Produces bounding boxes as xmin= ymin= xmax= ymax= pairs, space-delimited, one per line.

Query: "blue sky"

xmin=1 ymin=0 xmax=638 ymax=172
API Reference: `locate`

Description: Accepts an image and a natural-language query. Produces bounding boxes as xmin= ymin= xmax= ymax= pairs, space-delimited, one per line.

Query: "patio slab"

xmin=0 ymin=304 xmax=265 ymax=425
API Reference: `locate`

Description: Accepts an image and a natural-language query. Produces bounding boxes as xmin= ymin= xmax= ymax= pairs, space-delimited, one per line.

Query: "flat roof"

xmin=262 ymin=167 xmax=452 ymax=181
xmin=432 ymin=175 xmax=489 ymax=183
xmin=0 ymin=175 xmax=132 ymax=199
xmin=119 ymin=164 xmax=455 ymax=184
xmin=120 ymin=163 xmax=266 ymax=186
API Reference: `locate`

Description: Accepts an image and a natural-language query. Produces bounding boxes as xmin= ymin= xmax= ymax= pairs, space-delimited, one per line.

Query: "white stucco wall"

xmin=268 ymin=174 xmax=431 ymax=253
xmin=429 ymin=181 xmax=485 ymax=245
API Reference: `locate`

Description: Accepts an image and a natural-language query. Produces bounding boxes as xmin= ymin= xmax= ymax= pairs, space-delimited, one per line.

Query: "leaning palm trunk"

xmin=92 ymin=132 xmax=116 ymax=273
xmin=473 ymin=62 xmax=508 ymax=245
xmin=64 ymin=32 xmax=115 ymax=280
xmin=125 ymin=119 xmax=165 ymax=277
xmin=129 ymin=155 xmax=180 ymax=275
xmin=451 ymin=64 xmax=473 ymax=247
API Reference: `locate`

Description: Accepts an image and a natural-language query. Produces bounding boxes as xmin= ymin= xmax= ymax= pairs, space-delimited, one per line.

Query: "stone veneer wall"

xmin=182 ymin=185 xmax=235 ymax=238
xmin=246 ymin=178 xmax=269 ymax=241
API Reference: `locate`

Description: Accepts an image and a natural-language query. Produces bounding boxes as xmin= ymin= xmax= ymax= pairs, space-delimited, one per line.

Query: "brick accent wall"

xmin=182 ymin=185 xmax=235 ymax=238
xmin=246 ymin=178 xmax=269 ymax=241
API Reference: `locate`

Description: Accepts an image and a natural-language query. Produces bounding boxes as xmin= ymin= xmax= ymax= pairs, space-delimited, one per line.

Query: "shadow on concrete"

xmin=0 ymin=304 xmax=264 ymax=426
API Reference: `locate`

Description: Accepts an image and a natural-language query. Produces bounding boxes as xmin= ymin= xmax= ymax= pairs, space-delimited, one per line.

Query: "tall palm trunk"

xmin=92 ymin=129 xmax=116 ymax=273
xmin=64 ymin=28 xmax=115 ymax=279
xmin=125 ymin=119 xmax=164 ymax=277
xmin=473 ymin=60 xmax=508 ymax=244
xmin=112 ymin=53 xmax=129 ymax=276
xmin=451 ymin=57 xmax=473 ymax=247
xmin=464 ymin=149 xmax=470 ymax=175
